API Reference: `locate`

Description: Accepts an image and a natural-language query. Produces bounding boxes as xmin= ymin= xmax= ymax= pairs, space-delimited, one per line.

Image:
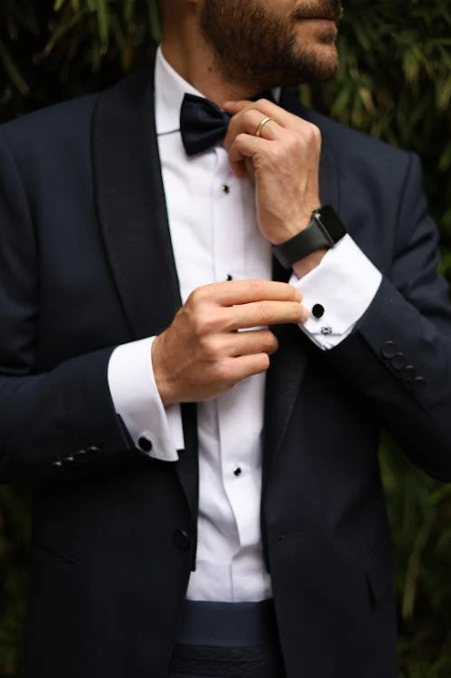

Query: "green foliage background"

xmin=0 ymin=1 xmax=451 ymax=675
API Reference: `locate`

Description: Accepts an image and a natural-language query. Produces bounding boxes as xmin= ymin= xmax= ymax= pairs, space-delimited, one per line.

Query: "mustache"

xmin=292 ymin=1 xmax=343 ymax=22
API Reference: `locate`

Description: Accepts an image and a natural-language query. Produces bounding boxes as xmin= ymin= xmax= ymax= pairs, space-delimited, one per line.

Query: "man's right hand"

xmin=151 ymin=280 xmax=308 ymax=406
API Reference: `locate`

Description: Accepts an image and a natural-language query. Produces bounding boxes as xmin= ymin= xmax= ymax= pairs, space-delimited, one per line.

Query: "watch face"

xmin=316 ymin=205 xmax=347 ymax=243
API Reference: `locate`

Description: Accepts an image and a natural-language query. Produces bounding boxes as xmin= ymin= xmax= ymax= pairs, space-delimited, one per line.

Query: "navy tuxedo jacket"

xmin=1 ymin=66 xmax=451 ymax=678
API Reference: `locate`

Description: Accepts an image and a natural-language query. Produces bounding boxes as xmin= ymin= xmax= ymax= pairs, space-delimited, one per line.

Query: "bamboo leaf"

xmin=0 ymin=40 xmax=28 ymax=95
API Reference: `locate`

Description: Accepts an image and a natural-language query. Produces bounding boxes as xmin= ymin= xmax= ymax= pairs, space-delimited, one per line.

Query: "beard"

xmin=200 ymin=0 xmax=342 ymax=93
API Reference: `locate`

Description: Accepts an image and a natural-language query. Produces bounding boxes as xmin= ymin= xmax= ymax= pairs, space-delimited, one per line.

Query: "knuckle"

xmin=247 ymin=279 xmax=266 ymax=298
xmin=309 ymin=123 xmax=322 ymax=144
xmin=193 ymin=313 xmax=215 ymax=337
xmin=236 ymin=132 xmax=250 ymax=146
xmin=213 ymin=360 xmax=234 ymax=386
xmin=243 ymin=109 xmax=255 ymax=124
xmin=312 ymin=123 xmax=321 ymax=139
xmin=291 ymin=135 xmax=304 ymax=153
xmin=189 ymin=286 xmax=207 ymax=307
xmin=256 ymin=301 xmax=269 ymax=323
xmin=200 ymin=335 xmax=221 ymax=358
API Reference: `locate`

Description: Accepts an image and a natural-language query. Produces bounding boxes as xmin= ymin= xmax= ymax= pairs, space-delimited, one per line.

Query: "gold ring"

xmin=255 ymin=116 xmax=273 ymax=138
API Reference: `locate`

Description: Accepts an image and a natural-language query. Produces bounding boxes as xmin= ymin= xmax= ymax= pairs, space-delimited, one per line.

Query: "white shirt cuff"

xmin=290 ymin=234 xmax=382 ymax=350
xmin=107 ymin=337 xmax=185 ymax=461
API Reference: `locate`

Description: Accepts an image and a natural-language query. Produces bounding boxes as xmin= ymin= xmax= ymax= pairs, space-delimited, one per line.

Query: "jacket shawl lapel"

xmin=262 ymin=88 xmax=340 ymax=495
xmin=92 ymin=67 xmax=199 ymax=562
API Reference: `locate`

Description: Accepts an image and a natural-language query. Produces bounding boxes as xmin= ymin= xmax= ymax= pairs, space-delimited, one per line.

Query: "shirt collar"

xmin=155 ymin=46 xmax=204 ymax=135
xmin=154 ymin=45 xmax=282 ymax=136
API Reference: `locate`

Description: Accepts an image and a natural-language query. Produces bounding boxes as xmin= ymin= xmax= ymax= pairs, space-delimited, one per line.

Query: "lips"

xmin=293 ymin=3 xmax=343 ymax=23
xmin=307 ymin=15 xmax=338 ymax=21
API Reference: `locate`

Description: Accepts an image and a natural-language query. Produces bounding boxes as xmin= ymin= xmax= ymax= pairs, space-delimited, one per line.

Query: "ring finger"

xmin=223 ymin=107 xmax=284 ymax=150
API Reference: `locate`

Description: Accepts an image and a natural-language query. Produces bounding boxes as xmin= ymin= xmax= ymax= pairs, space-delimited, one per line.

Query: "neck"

xmin=161 ymin=24 xmax=253 ymax=107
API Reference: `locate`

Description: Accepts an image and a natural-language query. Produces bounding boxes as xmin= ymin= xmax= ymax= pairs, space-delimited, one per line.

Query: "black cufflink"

xmin=312 ymin=304 xmax=325 ymax=319
xmin=138 ymin=436 xmax=153 ymax=452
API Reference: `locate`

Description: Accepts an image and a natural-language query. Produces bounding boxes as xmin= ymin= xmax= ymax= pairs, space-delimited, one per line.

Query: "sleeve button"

xmin=381 ymin=341 xmax=397 ymax=359
xmin=390 ymin=352 xmax=407 ymax=371
xmin=173 ymin=529 xmax=191 ymax=551
xmin=411 ymin=376 xmax=427 ymax=394
xmin=401 ymin=365 xmax=417 ymax=383
xmin=86 ymin=446 xmax=101 ymax=454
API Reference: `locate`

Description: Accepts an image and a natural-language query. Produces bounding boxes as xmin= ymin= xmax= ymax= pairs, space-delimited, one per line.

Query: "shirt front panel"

xmin=156 ymin=49 xmax=272 ymax=601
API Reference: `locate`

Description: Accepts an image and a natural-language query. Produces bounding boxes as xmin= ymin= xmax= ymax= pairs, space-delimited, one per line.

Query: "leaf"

xmin=0 ymin=40 xmax=28 ymax=95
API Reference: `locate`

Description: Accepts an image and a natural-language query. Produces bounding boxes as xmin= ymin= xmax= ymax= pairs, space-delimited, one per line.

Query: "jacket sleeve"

xmin=0 ymin=128 xmax=135 ymax=484
xmin=327 ymin=152 xmax=451 ymax=481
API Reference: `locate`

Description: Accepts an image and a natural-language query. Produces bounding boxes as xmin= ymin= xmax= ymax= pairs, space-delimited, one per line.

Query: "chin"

xmin=306 ymin=44 xmax=339 ymax=80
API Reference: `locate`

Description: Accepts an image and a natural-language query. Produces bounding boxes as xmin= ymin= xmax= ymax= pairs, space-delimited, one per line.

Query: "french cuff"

xmin=107 ymin=337 xmax=184 ymax=461
xmin=290 ymin=234 xmax=382 ymax=350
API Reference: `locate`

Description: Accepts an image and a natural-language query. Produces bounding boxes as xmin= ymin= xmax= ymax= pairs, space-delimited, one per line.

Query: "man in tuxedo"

xmin=1 ymin=0 xmax=451 ymax=676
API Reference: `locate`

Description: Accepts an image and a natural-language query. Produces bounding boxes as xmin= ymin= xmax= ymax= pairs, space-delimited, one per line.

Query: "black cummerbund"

xmin=168 ymin=599 xmax=285 ymax=678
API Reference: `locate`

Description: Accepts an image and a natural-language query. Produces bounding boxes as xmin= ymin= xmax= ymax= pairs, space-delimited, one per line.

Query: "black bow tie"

xmin=180 ymin=93 xmax=232 ymax=156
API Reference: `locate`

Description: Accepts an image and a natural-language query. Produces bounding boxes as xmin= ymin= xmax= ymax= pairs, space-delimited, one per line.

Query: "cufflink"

xmin=312 ymin=304 xmax=325 ymax=319
xmin=138 ymin=434 xmax=154 ymax=453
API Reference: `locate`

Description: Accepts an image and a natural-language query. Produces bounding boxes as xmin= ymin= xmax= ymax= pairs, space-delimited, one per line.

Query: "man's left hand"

xmin=222 ymin=98 xmax=322 ymax=247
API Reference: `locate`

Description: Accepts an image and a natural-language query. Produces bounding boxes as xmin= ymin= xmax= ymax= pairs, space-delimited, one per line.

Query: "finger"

xmin=226 ymin=300 xmax=308 ymax=330
xmin=224 ymin=98 xmax=300 ymax=132
xmin=222 ymin=100 xmax=253 ymax=113
xmin=224 ymin=107 xmax=283 ymax=152
xmin=202 ymin=280 xmax=302 ymax=306
xmin=228 ymin=133 xmax=277 ymax=179
xmin=224 ymin=353 xmax=272 ymax=383
xmin=227 ymin=329 xmax=279 ymax=357
xmin=228 ymin=133 xmax=268 ymax=168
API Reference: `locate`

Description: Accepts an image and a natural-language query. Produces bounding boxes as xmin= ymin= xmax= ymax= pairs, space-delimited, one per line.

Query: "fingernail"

xmin=295 ymin=289 xmax=302 ymax=302
xmin=301 ymin=307 xmax=310 ymax=323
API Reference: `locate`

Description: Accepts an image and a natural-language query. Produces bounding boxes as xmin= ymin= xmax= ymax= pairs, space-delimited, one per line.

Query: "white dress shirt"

xmin=107 ymin=47 xmax=382 ymax=602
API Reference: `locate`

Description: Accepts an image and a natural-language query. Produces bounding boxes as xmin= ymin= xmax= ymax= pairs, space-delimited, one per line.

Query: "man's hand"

xmin=152 ymin=280 xmax=308 ymax=406
xmin=222 ymin=98 xmax=322 ymax=247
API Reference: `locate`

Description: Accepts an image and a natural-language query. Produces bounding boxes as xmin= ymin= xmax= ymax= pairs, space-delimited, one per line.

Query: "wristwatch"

xmin=272 ymin=205 xmax=347 ymax=269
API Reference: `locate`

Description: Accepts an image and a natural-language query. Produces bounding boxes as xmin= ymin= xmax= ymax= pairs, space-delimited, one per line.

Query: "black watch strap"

xmin=272 ymin=205 xmax=347 ymax=270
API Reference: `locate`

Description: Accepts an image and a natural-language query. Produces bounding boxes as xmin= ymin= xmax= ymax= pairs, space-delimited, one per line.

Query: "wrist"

xmin=271 ymin=209 xmax=320 ymax=246
xmin=292 ymin=248 xmax=327 ymax=278
xmin=272 ymin=206 xmax=347 ymax=271
xmin=151 ymin=336 xmax=177 ymax=407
